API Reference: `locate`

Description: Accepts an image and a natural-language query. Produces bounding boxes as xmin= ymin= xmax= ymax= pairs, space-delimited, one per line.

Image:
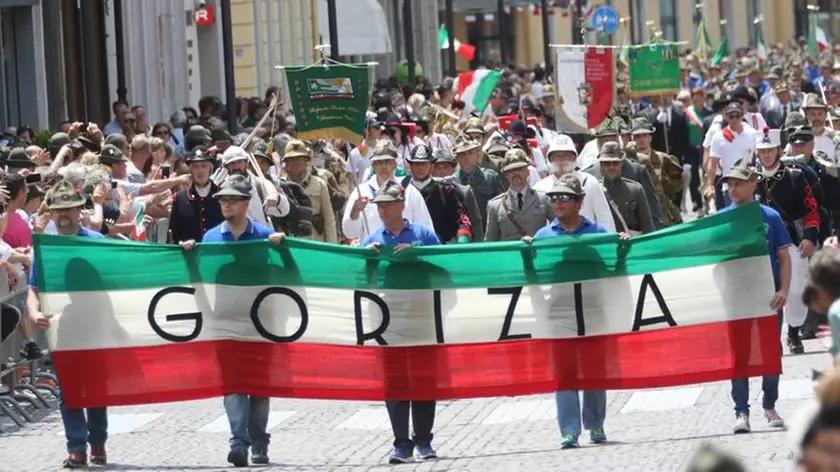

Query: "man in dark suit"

xmin=640 ymin=95 xmax=689 ymax=161
xmin=169 ymin=146 xmax=224 ymax=243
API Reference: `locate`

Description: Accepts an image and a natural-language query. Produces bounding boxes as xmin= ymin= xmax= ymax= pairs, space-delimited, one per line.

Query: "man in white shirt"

xmin=535 ymin=135 xmax=615 ymax=231
xmin=346 ymin=119 xmax=382 ymax=187
xmin=734 ymin=85 xmax=768 ymax=131
xmin=800 ymin=93 xmax=839 ymax=164
xmin=342 ymin=140 xmax=434 ymax=242
xmin=706 ymin=102 xmax=758 ymax=208
xmin=219 ymin=146 xmax=291 ymax=228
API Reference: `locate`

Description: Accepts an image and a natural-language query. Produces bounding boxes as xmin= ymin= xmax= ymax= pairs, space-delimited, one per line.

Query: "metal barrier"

xmin=0 ymin=271 xmax=59 ymax=432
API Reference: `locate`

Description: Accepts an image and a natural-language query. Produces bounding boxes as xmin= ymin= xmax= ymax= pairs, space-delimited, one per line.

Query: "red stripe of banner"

xmin=54 ymin=317 xmax=781 ymax=409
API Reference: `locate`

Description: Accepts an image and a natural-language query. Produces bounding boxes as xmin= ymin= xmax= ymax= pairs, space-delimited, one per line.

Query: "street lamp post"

xmin=220 ymin=0 xmax=238 ymax=133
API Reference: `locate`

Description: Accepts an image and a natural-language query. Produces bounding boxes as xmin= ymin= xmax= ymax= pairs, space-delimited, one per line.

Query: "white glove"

xmin=657 ymin=111 xmax=668 ymax=124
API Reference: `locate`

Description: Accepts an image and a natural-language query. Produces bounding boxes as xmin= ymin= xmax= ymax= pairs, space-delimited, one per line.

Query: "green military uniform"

xmin=597 ymin=142 xmax=656 ymax=234
xmin=283 ymin=140 xmax=338 ymax=243
xmin=630 ymin=118 xmax=682 ymax=226
xmin=481 ymin=134 xmax=508 ymax=176
xmin=452 ymin=135 xmax=504 ymax=225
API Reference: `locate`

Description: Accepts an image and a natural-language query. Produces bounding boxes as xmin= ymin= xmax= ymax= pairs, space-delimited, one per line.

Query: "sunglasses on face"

xmin=726 ymin=112 xmax=742 ymax=119
xmin=548 ymin=193 xmax=577 ymax=203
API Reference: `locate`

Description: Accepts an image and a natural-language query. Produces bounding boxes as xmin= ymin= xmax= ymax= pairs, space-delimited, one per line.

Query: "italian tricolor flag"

xmin=34 ymin=204 xmax=782 ymax=409
xmin=455 ymin=69 xmax=502 ymax=114
xmin=131 ymin=204 xmax=147 ymax=242
xmin=755 ymin=19 xmax=767 ymax=62
xmin=438 ymin=26 xmax=476 ymax=61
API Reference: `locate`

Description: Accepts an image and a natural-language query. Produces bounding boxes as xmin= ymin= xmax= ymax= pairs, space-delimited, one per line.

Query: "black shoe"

xmin=787 ymin=326 xmax=805 ymax=354
xmin=800 ymin=329 xmax=817 ymax=340
xmin=20 ymin=341 xmax=43 ymax=360
xmin=251 ymin=449 xmax=269 ymax=465
xmin=227 ymin=446 xmax=248 ymax=468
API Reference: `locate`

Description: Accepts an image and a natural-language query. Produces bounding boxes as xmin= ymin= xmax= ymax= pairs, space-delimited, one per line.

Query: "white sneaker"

xmin=764 ymin=408 xmax=785 ymax=428
xmin=733 ymin=413 xmax=751 ymax=434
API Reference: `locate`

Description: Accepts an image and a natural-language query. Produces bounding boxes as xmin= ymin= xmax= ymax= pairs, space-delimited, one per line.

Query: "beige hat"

xmin=282 ymin=139 xmax=311 ymax=160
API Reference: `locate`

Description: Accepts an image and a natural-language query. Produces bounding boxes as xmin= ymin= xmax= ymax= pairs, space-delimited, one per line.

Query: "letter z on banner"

xmin=553 ymin=46 xmax=615 ymax=133
xmin=34 ymin=204 xmax=782 ymax=408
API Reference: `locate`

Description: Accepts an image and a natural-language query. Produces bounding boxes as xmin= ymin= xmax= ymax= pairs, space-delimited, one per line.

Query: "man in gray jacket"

xmin=485 ymin=149 xmax=555 ymax=241
xmin=584 ymin=135 xmax=663 ymax=229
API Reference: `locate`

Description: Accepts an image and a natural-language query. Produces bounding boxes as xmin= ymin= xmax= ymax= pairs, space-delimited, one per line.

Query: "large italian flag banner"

xmin=553 ymin=46 xmax=615 ymax=133
xmin=34 ymin=204 xmax=781 ymax=409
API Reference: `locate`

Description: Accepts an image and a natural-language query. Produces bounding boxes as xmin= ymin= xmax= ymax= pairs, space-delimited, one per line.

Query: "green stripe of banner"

xmin=34 ymin=203 xmax=767 ymax=293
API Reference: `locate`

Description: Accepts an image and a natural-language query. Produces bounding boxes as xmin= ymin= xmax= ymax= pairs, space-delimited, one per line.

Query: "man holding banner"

xmin=361 ymin=181 xmax=440 ymax=464
xmin=27 ymin=180 xmax=108 ymax=469
xmin=180 ymin=174 xmax=286 ymax=467
xmin=718 ymin=158 xmax=790 ymax=434
xmin=523 ymin=173 xmax=628 ymax=449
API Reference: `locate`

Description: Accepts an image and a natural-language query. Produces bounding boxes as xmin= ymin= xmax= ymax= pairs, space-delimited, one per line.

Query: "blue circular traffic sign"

xmin=591 ymin=5 xmax=619 ymax=35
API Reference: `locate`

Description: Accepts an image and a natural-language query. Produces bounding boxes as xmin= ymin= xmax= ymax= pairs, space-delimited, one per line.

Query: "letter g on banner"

xmin=147 ymin=287 xmax=203 ymax=342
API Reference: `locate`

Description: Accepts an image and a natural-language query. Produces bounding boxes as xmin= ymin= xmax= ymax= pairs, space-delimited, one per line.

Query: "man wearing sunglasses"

xmin=522 ymin=172 xmax=630 ymax=449
xmin=706 ymin=102 xmax=759 ymax=209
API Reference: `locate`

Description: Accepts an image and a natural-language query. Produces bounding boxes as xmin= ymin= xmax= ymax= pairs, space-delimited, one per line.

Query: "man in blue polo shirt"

xmin=179 ymin=174 xmax=285 ymax=468
xmin=26 ymin=180 xmax=108 ymax=469
xmin=718 ymin=158 xmax=791 ymax=435
xmin=360 ymin=181 xmax=440 ymax=464
xmin=524 ymin=173 xmax=624 ymax=449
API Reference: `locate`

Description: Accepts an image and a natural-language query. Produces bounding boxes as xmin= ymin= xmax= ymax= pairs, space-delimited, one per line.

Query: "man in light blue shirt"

xmin=178 ymin=174 xmax=284 ymax=467
xmin=718 ymin=158 xmax=791 ymax=434
xmin=361 ymin=181 xmax=441 ymax=464
xmin=524 ymin=174 xmax=627 ymax=449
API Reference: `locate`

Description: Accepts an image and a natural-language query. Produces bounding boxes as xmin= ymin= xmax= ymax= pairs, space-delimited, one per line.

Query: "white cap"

xmin=755 ymin=128 xmax=781 ymax=150
xmin=222 ymin=146 xmax=249 ymax=166
xmin=547 ymin=134 xmax=578 ymax=157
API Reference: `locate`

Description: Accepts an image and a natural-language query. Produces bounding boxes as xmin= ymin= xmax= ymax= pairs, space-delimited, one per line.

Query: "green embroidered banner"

xmin=280 ymin=63 xmax=373 ymax=144
xmin=628 ymin=42 xmax=681 ymax=98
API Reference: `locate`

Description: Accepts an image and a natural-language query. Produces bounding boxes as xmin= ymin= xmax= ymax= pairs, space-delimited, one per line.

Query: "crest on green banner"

xmin=627 ymin=43 xmax=680 ymax=98
xmin=281 ymin=63 xmax=374 ymax=144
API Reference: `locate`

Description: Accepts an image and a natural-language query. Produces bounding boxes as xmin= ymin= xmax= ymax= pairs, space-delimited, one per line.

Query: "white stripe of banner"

xmin=44 ymin=257 xmax=775 ymax=352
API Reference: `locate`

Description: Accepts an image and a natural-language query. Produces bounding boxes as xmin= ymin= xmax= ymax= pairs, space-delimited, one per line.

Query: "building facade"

xmin=0 ymin=0 xmax=827 ymax=131
xmin=447 ymin=0 xmax=804 ymax=69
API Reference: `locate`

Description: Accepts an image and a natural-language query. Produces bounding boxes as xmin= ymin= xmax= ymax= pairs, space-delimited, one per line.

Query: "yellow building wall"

xmin=230 ymin=0 xmax=317 ymax=97
xmin=446 ymin=1 xmax=799 ymax=70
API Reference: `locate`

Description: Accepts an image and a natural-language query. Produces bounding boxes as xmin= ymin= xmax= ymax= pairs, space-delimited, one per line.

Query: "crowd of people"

xmin=0 ymin=37 xmax=838 ymax=469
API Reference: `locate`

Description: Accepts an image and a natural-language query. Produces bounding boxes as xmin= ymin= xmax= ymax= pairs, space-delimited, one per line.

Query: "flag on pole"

xmin=696 ymin=19 xmax=712 ymax=61
xmin=131 ymin=204 xmax=147 ymax=242
xmin=711 ymin=36 xmax=729 ymax=67
xmin=438 ymin=25 xmax=476 ymax=61
xmin=755 ymin=19 xmax=767 ymax=63
xmin=808 ymin=13 xmax=826 ymax=59
xmin=455 ymin=69 xmax=502 ymax=114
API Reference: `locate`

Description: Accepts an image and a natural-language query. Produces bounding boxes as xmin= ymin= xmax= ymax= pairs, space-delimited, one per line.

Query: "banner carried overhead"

xmin=553 ymin=46 xmax=615 ymax=133
xmin=628 ymin=42 xmax=681 ymax=98
xmin=280 ymin=62 xmax=375 ymax=144
xmin=34 ymin=204 xmax=781 ymax=409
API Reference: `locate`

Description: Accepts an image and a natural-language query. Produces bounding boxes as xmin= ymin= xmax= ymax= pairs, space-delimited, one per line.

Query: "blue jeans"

xmin=555 ymin=390 xmax=606 ymax=435
xmin=730 ymin=310 xmax=784 ymax=415
xmin=58 ymin=392 xmax=107 ymax=453
xmin=223 ymin=394 xmax=270 ymax=452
